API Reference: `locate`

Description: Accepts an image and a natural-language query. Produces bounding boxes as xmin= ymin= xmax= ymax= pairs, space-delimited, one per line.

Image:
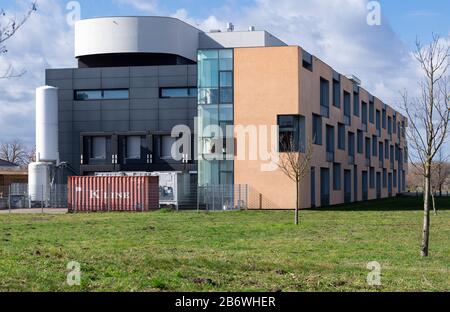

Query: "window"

xmin=320 ymin=78 xmax=330 ymax=117
xmin=361 ymin=101 xmax=368 ymax=126
xmin=338 ymin=123 xmax=345 ymax=150
xmin=91 ymin=137 xmax=106 ymax=160
xmin=383 ymin=169 xmax=387 ymax=188
xmin=333 ymin=163 xmax=341 ymax=191
xmin=372 ymin=135 xmax=378 ymax=157
xmin=369 ymin=101 xmax=375 ymax=123
xmin=370 ymin=167 xmax=375 ymax=189
xmin=160 ymin=87 xmax=197 ymax=98
xmin=382 ymin=109 xmax=386 ymax=129
xmin=365 ymin=137 xmax=371 ymax=160
xmin=353 ymin=92 xmax=360 ymax=117
xmin=333 ymin=79 xmax=341 ymax=108
xmin=388 ymin=116 xmax=392 ymax=135
xmin=393 ymin=169 xmax=397 ymax=187
xmin=376 ymin=110 xmax=381 ymax=132
xmin=326 ymin=125 xmax=335 ymax=162
xmin=312 ymin=114 xmax=322 ymax=145
xmin=343 ymin=91 xmax=351 ymax=125
xmin=75 ymin=89 xmax=129 ymax=101
xmin=393 ymin=114 xmax=397 ymax=134
xmin=126 ymin=136 xmax=142 ymax=159
xmin=278 ymin=115 xmax=305 ymax=152
xmin=161 ymin=136 xmax=176 ymax=159
xmin=348 ymin=132 xmax=355 ymax=157
xmin=302 ymin=50 xmax=313 ymax=71
xmin=357 ymin=130 xmax=363 ymax=154
xmin=385 ymin=140 xmax=389 ymax=160
xmin=379 ymin=142 xmax=384 ymax=161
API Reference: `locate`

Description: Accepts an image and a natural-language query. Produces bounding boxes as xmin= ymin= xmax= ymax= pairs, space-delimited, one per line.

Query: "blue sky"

xmin=0 ymin=0 xmax=449 ymax=149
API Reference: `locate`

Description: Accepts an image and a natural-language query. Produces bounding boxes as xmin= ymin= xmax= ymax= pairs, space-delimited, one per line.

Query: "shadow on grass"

xmin=309 ymin=196 xmax=450 ymax=212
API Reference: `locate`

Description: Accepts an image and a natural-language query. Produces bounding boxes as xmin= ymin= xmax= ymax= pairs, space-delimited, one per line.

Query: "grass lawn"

xmin=0 ymin=197 xmax=449 ymax=292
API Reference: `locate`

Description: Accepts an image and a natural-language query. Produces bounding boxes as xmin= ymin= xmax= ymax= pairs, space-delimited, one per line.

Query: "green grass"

xmin=0 ymin=197 xmax=449 ymax=292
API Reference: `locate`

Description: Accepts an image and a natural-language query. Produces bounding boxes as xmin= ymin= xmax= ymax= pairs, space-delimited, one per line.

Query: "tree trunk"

xmin=421 ymin=164 xmax=431 ymax=257
xmin=295 ymin=180 xmax=299 ymax=225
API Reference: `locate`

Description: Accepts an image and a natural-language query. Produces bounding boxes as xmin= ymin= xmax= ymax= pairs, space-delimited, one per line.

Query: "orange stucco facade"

xmin=233 ymin=46 xmax=408 ymax=209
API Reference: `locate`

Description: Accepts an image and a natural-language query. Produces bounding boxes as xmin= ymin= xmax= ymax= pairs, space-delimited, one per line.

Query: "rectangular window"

xmin=344 ymin=91 xmax=351 ymax=125
xmin=75 ymin=89 xmax=129 ymax=101
xmin=160 ymin=87 xmax=197 ymax=98
xmin=278 ymin=115 xmax=305 ymax=152
xmin=372 ymin=135 xmax=378 ymax=157
xmin=337 ymin=123 xmax=345 ymax=150
xmin=320 ymin=78 xmax=330 ymax=117
xmin=361 ymin=101 xmax=368 ymax=126
xmin=312 ymin=114 xmax=323 ymax=145
xmin=365 ymin=137 xmax=371 ymax=160
xmin=326 ymin=125 xmax=335 ymax=162
xmin=370 ymin=167 xmax=375 ymax=189
xmin=393 ymin=114 xmax=397 ymax=134
xmin=353 ymin=92 xmax=360 ymax=117
xmin=369 ymin=101 xmax=375 ymax=123
xmin=385 ymin=140 xmax=389 ymax=160
xmin=333 ymin=79 xmax=341 ymax=108
xmin=348 ymin=132 xmax=355 ymax=157
xmin=376 ymin=110 xmax=381 ymax=132
xmin=161 ymin=135 xmax=176 ymax=159
xmin=91 ymin=137 xmax=106 ymax=160
xmin=393 ymin=169 xmax=397 ymax=187
xmin=382 ymin=109 xmax=386 ymax=129
xmin=126 ymin=136 xmax=142 ymax=160
xmin=357 ymin=130 xmax=363 ymax=154
xmin=379 ymin=142 xmax=384 ymax=161
xmin=333 ymin=163 xmax=341 ymax=191
xmin=383 ymin=169 xmax=387 ymax=188
xmin=388 ymin=116 xmax=392 ymax=135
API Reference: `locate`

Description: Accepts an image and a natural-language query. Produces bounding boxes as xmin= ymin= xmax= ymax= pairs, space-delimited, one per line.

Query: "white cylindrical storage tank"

xmin=28 ymin=162 xmax=51 ymax=203
xmin=36 ymin=86 xmax=59 ymax=162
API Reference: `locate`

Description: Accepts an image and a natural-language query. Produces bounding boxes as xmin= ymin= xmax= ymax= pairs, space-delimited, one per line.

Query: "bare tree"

xmin=0 ymin=139 xmax=34 ymax=167
xmin=277 ymin=137 xmax=313 ymax=225
xmin=431 ymin=149 xmax=450 ymax=197
xmin=0 ymin=1 xmax=37 ymax=78
xmin=401 ymin=34 xmax=450 ymax=257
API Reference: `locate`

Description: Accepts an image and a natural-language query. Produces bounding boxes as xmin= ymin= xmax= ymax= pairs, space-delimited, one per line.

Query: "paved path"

xmin=0 ymin=208 xmax=68 ymax=214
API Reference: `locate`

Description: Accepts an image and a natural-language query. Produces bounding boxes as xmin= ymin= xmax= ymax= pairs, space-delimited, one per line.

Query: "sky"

xmin=0 ymin=0 xmax=449 ymax=151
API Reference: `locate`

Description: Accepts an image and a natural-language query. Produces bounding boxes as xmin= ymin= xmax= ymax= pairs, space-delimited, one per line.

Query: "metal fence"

xmin=0 ymin=184 xmax=69 ymax=210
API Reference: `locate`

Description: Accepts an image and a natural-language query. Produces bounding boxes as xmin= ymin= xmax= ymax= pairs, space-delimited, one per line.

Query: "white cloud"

xmin=113 ymin=0 xmax=159 ymax=14
xmin=0 ymin=0 xmax=75 ymax=146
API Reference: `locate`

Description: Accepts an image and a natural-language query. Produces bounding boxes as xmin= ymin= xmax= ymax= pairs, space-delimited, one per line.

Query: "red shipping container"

xmin=68 ymin=176 xmax=159 ymax=212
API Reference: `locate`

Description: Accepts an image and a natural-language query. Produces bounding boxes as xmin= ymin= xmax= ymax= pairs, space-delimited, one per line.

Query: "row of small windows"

xmin=74 ymin=87 xmax=200 ymax=101
xmin=279 ymin=114 xmax=408 ymax=165
xmin=318 ymin=76 xmax=406 ymax=139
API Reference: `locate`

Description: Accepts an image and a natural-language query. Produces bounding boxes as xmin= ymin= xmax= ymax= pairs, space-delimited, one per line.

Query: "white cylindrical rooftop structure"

xmin=74 ymin=16 xmax=201 ymax=62
xmin=36 ymin=86 xmax=59 ymax=163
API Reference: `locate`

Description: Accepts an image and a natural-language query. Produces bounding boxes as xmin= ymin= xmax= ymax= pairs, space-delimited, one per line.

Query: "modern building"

xmin=45 ymin=16 xmax=408 ymax=209
xmin=0 ymin=159 xmax=27 ymax=199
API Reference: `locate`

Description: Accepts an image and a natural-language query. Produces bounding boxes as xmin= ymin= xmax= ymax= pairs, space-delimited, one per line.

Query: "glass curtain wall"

xmin=198 ymin=49 xmax=234 ymax=187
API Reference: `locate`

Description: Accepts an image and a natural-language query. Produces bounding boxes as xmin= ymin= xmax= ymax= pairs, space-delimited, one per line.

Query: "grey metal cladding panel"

xmin=188 ymin=65 xmax=197 ymax=76
xmin=159 ymin=75 xmax=188 ymax=87
xmin=101 ymin=77 xmax=130 ymax=89
xmin=159 ymin=109 xmax=189 ymax=120
xmin=102 ymin=121 xmax=130 ymax=132
xmin=59 ymin=111 xmax=73 ymax=122
xmin=130 ymin=109 xmax=158 ymax=121
xmin=58 ymin=90 xmax=74 ymax=101
xmin=188 ymin=98 xmax=198 ymax=108
xmin=130 ymin=77 xmax=158 ymax=88
xmin=188 ymin=75 xmax=197 ymax=86
xmin=130 ymin=120 xmax=158 ymax=131
xmin=101 ymin=110 xmax=130 ymax=121
xmin=159 ymin=98 xmax=189 ymax=109
xmin=59 ymin=122 xmax=73 ymax=132
xmin=46 ymin=79 xmax=73 ymax=90
xmin=130 ymin=99 xmax=158 ymax=110
xmin=158 ymin=65 xmax=188 ymax=76
xmin=58 ymin=100 xmax=73 ymax=111
xmin=59 ymin=144 xmax=73 ymax=155
xmin=74 ymin=110 xmax=101 ymax=121
xmin=59 ymin=132 xmax=73 ymax=143
xmin=159 ymin=119 xmax=190 ymax=131
xmin=101 ymin=100 xmax=129 ymax=110
xmin=73 ymin=121 xmax=102 ymax=132
xmin=188 ymin=109 xmax=198 ymax=118
xmin=46 ymin=68 xmax=73 ymax=80
xmin=73 ymin=78 xmax=101 ymax=89
xmin=101 ymin=67 xmax=130 ymax=78
xmin=73 ymin=101 xmax=101 ymax=111
xmin=73 ymin=68 xmax=101 ymax=79
xmin=130 ymin=88 xmax=159 ymax=99
xmin=130 ymin=66 xmax=158 ymax=77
